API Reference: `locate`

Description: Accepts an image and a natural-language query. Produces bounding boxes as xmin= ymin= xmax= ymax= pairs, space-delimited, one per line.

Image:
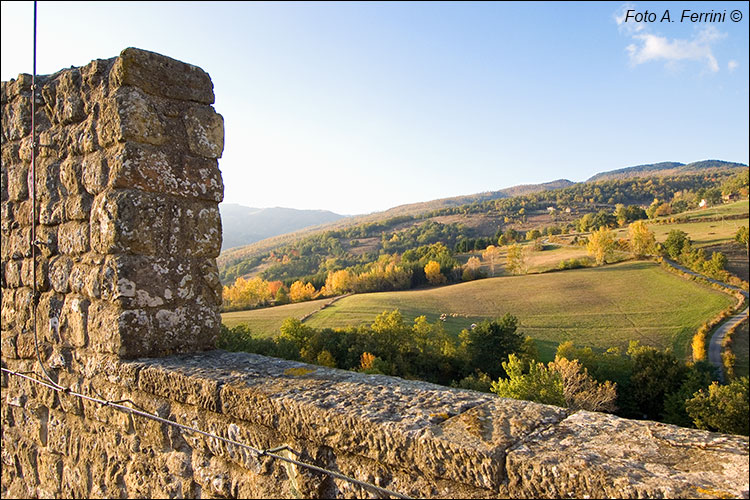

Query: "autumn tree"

xmin=505 ymin=243 xmax=527 ymax=275
xmin=482 ymin=245 xmax=502 ymax=276
xmin=492 ymin=354 xmax=617 ymax=412
xmin=548 ymin=357 xmax=618 ymax=412
xmin=222 ymin=276 xmax=273 ymax=311
xmin=587 ymin=226 xmax=615 ymax=266
xmin=324 ymin=269 xmax=353 ymax=295
xmin=424 ymin=260 xmax=446 ymax=285
xmin=289 ymin=280 xmax=316 ymax=302
xmin=628 ymin=220 xmax=656 ymax=258
xmin=736 ymin=226 xmax=749 ymax=256
xmin=462 ymin=256 xmax=483 ymax=281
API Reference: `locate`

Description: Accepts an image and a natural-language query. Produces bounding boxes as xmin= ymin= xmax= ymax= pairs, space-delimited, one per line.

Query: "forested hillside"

xmin=586 ymin=160 xmax=746 ymax=182
xmin=219 ymin=167 xmax=746 ymax=291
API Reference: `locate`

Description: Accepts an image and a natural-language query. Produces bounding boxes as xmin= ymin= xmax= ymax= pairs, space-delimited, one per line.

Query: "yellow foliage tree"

xmin=628 ymin=220 xmax=656 ymax=258
xmin=424 ymin=260 xmax=446 ymax=285
xmin=289 ymin=280 xmax=316 ymax=302
xmin=222 ymin=276 xmax=273 ymax=310
xmin=360 ymin=352 xmax=376 ymax=371
xmin=324 ymin=269 xmax=352 ymax=295
xmin=482 ymin=245 xmax=502 ymax=276
xmin=587 ymin=226 xmax=615 ymax=266
xmin=506 ymin=243 xmax=527 ymax=275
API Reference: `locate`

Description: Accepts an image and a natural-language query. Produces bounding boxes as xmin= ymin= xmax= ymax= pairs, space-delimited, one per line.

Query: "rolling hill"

xmin=218 ymin=159 xmax=746 ymax=285
xmin=221 ymin=261 xmax=736 ymax=361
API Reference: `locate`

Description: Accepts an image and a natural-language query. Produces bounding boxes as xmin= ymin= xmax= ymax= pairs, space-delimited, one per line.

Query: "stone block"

xmin=36 ymin=224 xmax=59 ymax=257
xmin=60 ymin=157 xmax=85 ymax=196
xmin=35 ymin=292 xmax=65 ymax=343
xmin=8 ymin=226 xmax=32 ymax=259
xmin=6 ymin=161 xmax=29 ymax=201
xmin=111 ymin=86 xmax=167 ymax=146
xmin=172 ymin=201 xmax=222 ymax=257
xmin=81 ymin=152 xmax=109 ymax=195
xmin=183 ymin=104 xmax=224 ymax=159
xmin=1 ymin=93 xmax=32 ymax=140
xmin=108 ymin=142 xmax=223 ymax=202
xmin=110 ymin=47 xmax=215 ymax=104
xmin=20 ymin=257 xmax=48 ymax=291
xmin=90 ymin=189 xmax=170 ymax=255
xmin=60 ymin=295 xmax=90 ymax=347
xmin=87 ymin=300 xmax=121 ymax=354
xmin=48 ymin=255 xmax=73 ymax=293
xmin=5 ymin=259 xmax=22 ymax=288
xmin=57 ymin=221 xmax=90 ymax=255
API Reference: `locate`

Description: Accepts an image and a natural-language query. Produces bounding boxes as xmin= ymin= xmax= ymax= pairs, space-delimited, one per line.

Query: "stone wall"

xmin=1 ymin=47 xmax=224 ymax=359
xmin=2 ymin=49 xmax=749 ymax=499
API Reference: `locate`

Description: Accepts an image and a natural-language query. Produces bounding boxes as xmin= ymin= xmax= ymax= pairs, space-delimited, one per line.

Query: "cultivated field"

xmin=224 ymin=261 xmax=736 ymax=361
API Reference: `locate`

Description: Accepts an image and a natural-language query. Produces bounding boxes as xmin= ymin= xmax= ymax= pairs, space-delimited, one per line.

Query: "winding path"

xmin=665 ymin=259 xmax=749 ymax=382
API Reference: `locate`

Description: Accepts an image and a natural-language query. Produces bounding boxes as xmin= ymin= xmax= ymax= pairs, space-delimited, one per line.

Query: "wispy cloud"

xmin=728 ymin=60 xmax=739 ymax=72
xmin=614 ymin=3 xmax=644 ymax=34
xmin=615 ymin=4 xmax=726 ymax=73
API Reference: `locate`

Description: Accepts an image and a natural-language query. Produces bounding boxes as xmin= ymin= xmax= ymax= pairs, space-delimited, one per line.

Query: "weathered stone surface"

xmin=110 ymin=47 xmax=215 ymax=104
xmin=108 ymin=142 xmax=224 ymax=202
xmin=505 ymin=410 xmax=750 ymax=499
xmin=183 ymin=104 xmax=224 ymax=159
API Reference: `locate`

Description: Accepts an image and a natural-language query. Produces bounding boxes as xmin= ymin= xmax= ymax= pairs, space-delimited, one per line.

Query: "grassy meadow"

xmin=221 ymin=298 xmax=330 ymax=332
xmin=629 ymin=199 xmax=749 ymax=248
xmin=222 ymin=261 xmax=735 ymax=362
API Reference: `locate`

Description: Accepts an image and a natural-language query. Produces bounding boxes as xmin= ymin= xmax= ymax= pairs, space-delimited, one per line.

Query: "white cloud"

xmin=728 ymin=60 xmax=739 ymax=72
xmin=622 ymin=24 xmax=726 ymax=73
xmin=614 ymin=3 xmax=644 ymax=33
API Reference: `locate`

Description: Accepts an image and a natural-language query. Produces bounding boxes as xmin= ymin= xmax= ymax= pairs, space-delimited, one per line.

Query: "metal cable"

xmin=28 ymin=1 xmax=64 ymax=392
xmin=1 ymin=367 xmax=411 ymax=499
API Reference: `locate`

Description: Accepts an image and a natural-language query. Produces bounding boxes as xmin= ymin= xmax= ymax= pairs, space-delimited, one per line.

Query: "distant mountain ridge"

xmin=586 ymin=160 xmax=746 ymax=182
xmin=220 ymin=204 xmax=344 ymax=250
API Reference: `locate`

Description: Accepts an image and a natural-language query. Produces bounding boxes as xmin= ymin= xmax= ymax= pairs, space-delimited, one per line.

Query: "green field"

xmin=223 ymin=261 xmax=735 ymax=362
xmin=664 ymin=199 xmax=748 ymax=222
xmin=628 ymin=219 xmax=747 ymax=248
xmin=221 ymin=298 xmax=331 ymax=333
xmin=628 ymin=199 xmax=748 ymax=248
xmin=606 ymin=202 xmax=748 ymax=249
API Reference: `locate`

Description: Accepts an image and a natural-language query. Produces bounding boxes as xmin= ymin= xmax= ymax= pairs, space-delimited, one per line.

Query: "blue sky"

xmin=1 ymin=1 xmax=748 ymax=215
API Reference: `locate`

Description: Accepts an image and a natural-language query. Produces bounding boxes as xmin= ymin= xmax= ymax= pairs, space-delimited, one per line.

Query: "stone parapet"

xmin=2 ymin=351 xmax=748 ymax=498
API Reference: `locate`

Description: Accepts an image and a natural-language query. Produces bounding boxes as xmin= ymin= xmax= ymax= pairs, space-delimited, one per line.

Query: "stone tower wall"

xmin=1 ymin=47 xmax=225 ymax=360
